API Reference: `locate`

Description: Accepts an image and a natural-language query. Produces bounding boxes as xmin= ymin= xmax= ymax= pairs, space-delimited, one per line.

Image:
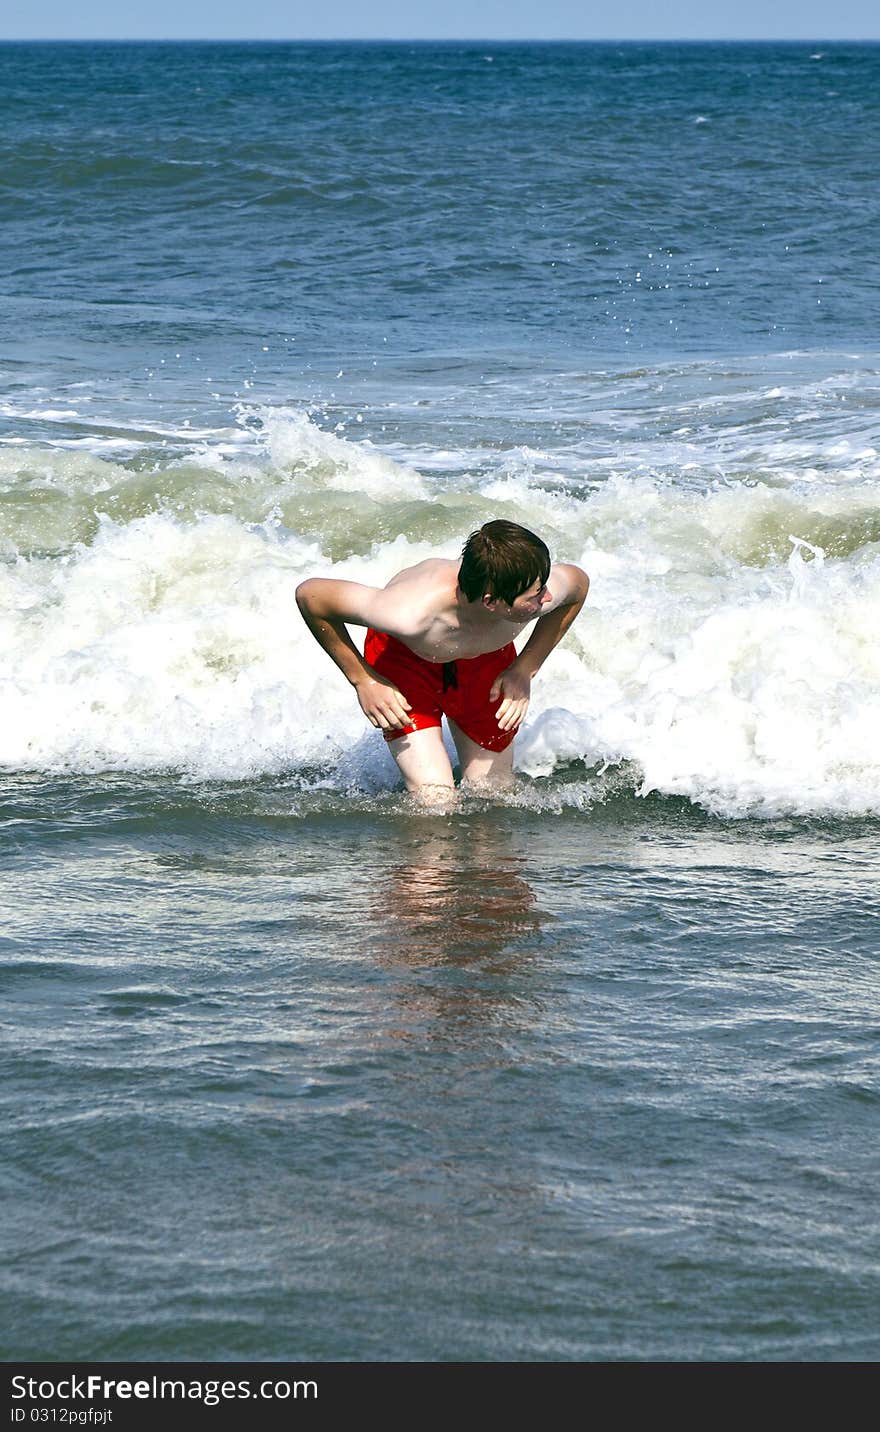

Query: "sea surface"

xmin=2 ymin=40 xmax=880 ymax=1362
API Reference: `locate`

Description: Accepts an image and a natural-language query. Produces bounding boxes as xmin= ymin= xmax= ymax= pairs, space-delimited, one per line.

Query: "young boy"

xmin=296 ymin=519 xmax=589 ymax=796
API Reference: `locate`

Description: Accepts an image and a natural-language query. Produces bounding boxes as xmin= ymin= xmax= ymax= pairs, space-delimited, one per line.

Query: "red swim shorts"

xmin=363 ymin=628 xmax=518 ymax=752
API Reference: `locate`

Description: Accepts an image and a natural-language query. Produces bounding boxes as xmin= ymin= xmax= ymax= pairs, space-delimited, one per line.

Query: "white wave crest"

xmin=2 ymin=462 xmax=880 ymax=817
xmin=254 ymin=406 xmax=428 ymax=499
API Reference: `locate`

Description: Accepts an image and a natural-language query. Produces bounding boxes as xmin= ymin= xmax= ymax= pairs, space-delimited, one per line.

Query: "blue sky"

xmin=2 ymin=1 xmax=877 ymax=41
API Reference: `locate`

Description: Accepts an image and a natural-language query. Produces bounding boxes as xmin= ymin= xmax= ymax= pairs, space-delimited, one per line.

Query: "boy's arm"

xmin=295 ymin=578 xmax=413 ymax=731
xmin=491 ymin=565 xmax=590 ymax=732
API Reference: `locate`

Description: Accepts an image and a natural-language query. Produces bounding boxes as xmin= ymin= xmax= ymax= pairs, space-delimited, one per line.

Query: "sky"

xmin=1 ymin=1 xmax=877 ymax=42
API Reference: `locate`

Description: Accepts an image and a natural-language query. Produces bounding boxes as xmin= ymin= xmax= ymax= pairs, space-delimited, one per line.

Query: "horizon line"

xmin=2 ymin=36 xmax=879 ymax=45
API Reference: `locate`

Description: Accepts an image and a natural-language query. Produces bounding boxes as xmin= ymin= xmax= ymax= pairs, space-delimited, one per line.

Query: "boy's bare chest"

xmin=403 ymin=615 xmax=521 ymax=663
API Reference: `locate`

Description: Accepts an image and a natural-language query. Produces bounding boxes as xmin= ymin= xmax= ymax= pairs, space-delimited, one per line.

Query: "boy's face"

xmin=484 ymin=575 xmax=551 ymax=621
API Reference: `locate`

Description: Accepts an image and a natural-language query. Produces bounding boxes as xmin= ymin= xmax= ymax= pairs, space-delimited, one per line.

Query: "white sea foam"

xmin=254 ymin=406 xmax=428 ymax=499
xmin=2 ymin=410 xmax=880 ymax=816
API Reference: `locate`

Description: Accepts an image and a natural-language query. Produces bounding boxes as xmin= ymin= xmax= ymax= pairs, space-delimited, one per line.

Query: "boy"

xmin=296 ymin=520 xmax=589 ymax=796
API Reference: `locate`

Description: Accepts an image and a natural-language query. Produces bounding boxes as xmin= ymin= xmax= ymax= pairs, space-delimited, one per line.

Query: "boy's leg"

xmin=448 ymin=720 xmax=515 ymax=789
xmin=386 ymin=725 xmax=457 ymax=801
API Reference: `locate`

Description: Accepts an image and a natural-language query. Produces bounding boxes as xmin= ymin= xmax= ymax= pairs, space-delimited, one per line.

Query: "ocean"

xmin=2 ymin=39 xmax=880 ymax=1362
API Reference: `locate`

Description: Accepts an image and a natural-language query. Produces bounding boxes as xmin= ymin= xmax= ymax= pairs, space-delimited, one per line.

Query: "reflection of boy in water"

xmin=377 ymin=855 xmax=542 ymax=970
xmin=296 ymin=520 xmax=589 ymax=798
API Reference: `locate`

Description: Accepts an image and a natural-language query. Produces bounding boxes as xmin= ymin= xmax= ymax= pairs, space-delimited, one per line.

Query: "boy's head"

xmin=458 ymin=520 xmax=551 ymax=606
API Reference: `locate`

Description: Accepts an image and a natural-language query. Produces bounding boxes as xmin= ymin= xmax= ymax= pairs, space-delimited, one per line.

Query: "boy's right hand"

xmin=354 ymin=671 xmax=413 ymax=731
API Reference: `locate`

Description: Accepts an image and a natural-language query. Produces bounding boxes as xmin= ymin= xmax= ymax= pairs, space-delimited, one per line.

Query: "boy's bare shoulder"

xmin=384 ymin=557 xmax=457 ymax=590
xmin=378 ymin=557 xmax=458 ymax=637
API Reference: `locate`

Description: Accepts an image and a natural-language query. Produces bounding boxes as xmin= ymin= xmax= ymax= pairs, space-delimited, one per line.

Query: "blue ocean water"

xmin=2 ymin=42 xmax=880 ymax=1362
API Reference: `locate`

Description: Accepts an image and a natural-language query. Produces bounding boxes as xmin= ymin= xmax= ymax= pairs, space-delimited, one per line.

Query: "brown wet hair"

xmin=458 ymin=520 xmax=551 ymax=605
